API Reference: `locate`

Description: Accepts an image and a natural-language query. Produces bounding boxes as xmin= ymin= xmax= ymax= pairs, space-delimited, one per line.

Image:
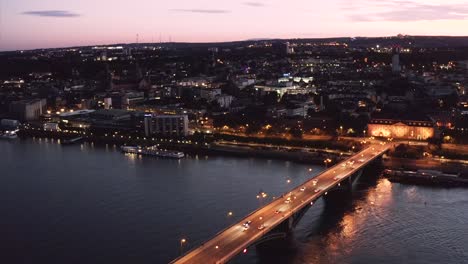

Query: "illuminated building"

xmin=368 ymin=118 xmax=435 ymax=140
xmin=144 ymin=114 xmax=189 ymax=137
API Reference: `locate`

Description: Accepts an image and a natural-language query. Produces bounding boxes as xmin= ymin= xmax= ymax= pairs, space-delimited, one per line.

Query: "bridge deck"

xmin=171 ymin=143 xmax=390 ymax=264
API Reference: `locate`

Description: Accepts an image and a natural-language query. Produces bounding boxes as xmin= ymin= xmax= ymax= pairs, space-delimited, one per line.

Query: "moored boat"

xmin=0 ymin=130 xmax=18 ymax=139
xmin=383 ymin=169 xmax=467 ymax=186
xmin=121 ymin=145 xmax=184 ymax=159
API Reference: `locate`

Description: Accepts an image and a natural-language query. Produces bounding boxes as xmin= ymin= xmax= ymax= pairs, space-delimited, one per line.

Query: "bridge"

xmin=171 ymin=142 xmax=391 ymax=264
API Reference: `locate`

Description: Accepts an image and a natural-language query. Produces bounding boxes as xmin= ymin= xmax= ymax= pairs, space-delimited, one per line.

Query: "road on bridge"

xmin=171 ymin=142 xmax=390 ymax=264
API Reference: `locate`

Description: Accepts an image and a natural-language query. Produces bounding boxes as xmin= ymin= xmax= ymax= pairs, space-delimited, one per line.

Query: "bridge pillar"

xmin=288 ymin=215 xmax=294 ymax=230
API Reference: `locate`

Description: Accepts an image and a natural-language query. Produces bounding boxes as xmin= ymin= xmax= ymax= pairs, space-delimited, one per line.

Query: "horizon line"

xmin=3 ymin=34 xmax=468 ymax=53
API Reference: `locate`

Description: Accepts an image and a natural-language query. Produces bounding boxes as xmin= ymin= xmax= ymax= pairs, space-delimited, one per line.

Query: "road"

xmin=218 ymin=131 xmax=333 ymax=141
xmin=214 ymin=140 xmax=353 ymax=156
xmin=171 ymin=142 xmax=390 ymax=264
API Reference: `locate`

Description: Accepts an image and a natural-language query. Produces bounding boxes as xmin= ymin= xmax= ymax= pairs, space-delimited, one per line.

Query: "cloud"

xmin=170 ymin=9 xmax=230 ymax=14
xmin=344 ymin=0 xmax=468 ymax=22
xmin=243 ymin=2 xmax=266 ymax=7
xmin=22 ymin=10 xmax=80 ymax=17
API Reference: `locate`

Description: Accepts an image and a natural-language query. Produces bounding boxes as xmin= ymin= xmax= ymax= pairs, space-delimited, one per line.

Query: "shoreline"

xmin=383 ymin=169 xmax=468 ymax=187
xmin=15 ymin=130 xmax=346 ymax=166
xmin=13 ymin=129 xmax=468 ymax=183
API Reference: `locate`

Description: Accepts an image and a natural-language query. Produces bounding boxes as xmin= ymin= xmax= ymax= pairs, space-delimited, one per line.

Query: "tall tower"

xmin=392 ymin=48 xmax=401 ymax=73
xmin=285 ymin=42 xmax=294 ymax=54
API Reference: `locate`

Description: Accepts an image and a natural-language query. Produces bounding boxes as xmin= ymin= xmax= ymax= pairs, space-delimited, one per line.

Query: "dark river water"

xmin=1 ymin=139 xmax=467 ymax=264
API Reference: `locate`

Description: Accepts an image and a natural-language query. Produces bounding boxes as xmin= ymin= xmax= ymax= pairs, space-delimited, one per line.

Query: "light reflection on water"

xmin=239 ymin=174 xmax=468 ymax=264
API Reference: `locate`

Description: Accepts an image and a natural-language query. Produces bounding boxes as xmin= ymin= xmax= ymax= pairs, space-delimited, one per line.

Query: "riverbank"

xmin=17 ymin=129 xmax=468 ymax=178
xmin=17 ymin=129 xmax=349 ymax=166
xmin=382 ymin=155 xmax=468 ymax=177
xmin=383 ymin=169 xmax=468 ymax=187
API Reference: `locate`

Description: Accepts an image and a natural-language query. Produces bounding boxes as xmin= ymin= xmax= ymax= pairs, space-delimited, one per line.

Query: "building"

xmin=43 ymin=122 xmax=61 ymax=131
xmin=104 ymin=98 xmax=112 ymax=109
xmin=255 ymin=83 xmax=301 ymax=99
xmin=368 ymin=118 xmax=435 ymax=140
xmin=59 ymin=110 xmax=95 ymax=129
xmin=110 ymin=92 xmax=145 ymax=109
xmin=89 ymin=109 xmax=132 ymax=121
xmin=234 ymin=77 xmax=256 ymax=90
xmin=9 ymin=99 xmax=46 ymax=121
xmin=1 ymin=119 xmax=20 ymax=129
xmin=178 ymin=77 xmax=216 ymax=88
xmin=285 ymin=42 xmax=295 ymax=54
xmin=200 ymin=88 xmax=221 ymax=101
xmin=392 ymin=53 xmax=401 ymax=73
xmin=215 ymin=95 xmax=234 ymax=108
xmin=145 ymin=115 xmax=189 ymax=137
xmin=272 ymin=42 xmax=294 ymax=55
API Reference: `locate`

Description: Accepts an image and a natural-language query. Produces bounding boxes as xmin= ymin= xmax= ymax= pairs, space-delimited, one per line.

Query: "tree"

xmin=289 ymin=126 xmax=303 ymax=139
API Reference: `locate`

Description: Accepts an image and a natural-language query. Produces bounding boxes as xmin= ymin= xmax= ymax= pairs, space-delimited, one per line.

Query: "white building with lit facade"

xmin=368 ymin=118 xmax=435 ymax=140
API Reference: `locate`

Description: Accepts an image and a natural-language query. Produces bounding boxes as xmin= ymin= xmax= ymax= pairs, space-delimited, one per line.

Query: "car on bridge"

xmin=333 ymin=176 xmax=341 ymax=181
xmin=314 ymin=188 xmax=321 ymax=193
xmin=258 ymin=224 xmax=265 ymax=230
xmin=300 ymin=187 xmax=306 ymax=192
xmin=243 ymin=221 xmax=252 ymax=231
xmin=312 ymin=180 xmax=318 ymax=186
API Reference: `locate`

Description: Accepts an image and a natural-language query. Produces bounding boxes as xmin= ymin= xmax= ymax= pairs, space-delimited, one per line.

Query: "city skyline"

xmin=2 ymin=0 xmax=468 ymax=51
xmin=2 ymin=0 xmax=468 ymax=262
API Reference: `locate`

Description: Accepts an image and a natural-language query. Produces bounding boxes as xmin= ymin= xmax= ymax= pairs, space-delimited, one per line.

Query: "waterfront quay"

xmin=18 ymin=126 xmax=359 ymax=165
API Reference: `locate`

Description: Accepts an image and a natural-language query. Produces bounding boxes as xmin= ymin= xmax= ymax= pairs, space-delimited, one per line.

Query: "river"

xmin=1 ymin=139 xmax=467 ymax=264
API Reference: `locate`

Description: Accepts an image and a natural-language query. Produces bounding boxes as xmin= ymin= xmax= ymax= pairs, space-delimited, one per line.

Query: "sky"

xmin=1 ymin=0 xmax=468 ymax=51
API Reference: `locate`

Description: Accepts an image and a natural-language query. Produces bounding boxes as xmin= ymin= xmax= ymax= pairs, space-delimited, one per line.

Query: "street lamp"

xmin=227 ymin=211 xmax=234 ymax=225
xmin=180 ymin=238 xmax=187 ymax=255
xmin=257 ymin=192 xmax=268 ymax=206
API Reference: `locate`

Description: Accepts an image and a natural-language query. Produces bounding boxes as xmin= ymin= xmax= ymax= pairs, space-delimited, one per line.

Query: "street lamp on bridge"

xmin=226 ymin=211 xmax=234 ymax=225
xmin=180 ymin=238 xmax=187 ymax=255
xmin=257 ymin=191 xmax=268 ymax=207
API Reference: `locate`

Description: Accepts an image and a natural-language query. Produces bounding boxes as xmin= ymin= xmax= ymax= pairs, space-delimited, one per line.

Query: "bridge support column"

xmin=288 ymin=215 xmax=294 ymax=230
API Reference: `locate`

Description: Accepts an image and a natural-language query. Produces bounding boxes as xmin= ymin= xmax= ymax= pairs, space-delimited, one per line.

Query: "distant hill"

xmin=3 ymin=36 xmax=468 ymax=53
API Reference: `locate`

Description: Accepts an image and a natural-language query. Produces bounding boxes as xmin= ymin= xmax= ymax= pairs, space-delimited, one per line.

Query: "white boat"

xmin=0 ymin=131 xmax=18 ymax=139
xmin=121 ymin=145 xmax=184 ymax=159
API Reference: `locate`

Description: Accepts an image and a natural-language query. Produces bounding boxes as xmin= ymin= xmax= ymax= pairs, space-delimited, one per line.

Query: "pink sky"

xmin=1 ymin=0 xmax=468 ymax=51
